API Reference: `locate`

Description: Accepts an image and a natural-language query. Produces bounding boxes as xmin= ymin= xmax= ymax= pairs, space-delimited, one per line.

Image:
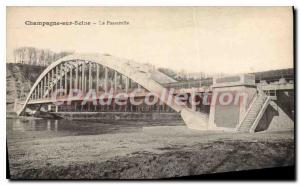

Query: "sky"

xmin=7 ymin=7 xmax=293 ymax=74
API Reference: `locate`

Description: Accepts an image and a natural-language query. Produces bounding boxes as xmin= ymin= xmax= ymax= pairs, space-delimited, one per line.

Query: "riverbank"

xmin=7 ymin=124 xmax=294 ymax=179
xmin=6 ymin=64 xmax=45 ymax=112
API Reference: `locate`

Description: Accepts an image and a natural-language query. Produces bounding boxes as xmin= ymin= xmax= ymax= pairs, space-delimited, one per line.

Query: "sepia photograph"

xmin=6 ymin=6 xmax=295 ymax=180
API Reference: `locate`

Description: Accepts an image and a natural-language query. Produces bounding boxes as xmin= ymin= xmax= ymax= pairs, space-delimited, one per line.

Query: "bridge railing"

xmin=163 ymin=78 xmax=213 ymax=89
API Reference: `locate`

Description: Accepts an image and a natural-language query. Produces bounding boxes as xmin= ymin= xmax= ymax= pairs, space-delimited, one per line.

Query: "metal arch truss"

xmin=17 ymin=54 xmax=184 ymax=115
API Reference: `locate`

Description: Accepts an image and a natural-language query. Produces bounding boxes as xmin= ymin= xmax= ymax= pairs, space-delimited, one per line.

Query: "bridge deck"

xmin=19 ymin=86 xmax=211 ymax=105
xmin=18 ymin=82 xmax=293 ymax=105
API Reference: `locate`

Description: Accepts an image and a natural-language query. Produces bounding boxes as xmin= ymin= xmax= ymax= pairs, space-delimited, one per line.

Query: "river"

xmin=6 ymin=117 xmax=183 ymax=141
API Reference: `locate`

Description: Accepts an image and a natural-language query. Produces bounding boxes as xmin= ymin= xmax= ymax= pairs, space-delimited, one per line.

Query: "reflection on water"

xmin=8 ymin=118 xmax=59 ymax=132
xmin=7 ymin=117 xmax=183 ymax=140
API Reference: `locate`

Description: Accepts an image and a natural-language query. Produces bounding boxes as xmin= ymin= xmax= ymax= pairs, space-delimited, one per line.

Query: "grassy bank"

xmin=7 ymin=125 xmax=294 ymax=179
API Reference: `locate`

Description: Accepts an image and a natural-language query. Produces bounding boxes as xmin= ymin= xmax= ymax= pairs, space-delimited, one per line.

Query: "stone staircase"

xmin=236 ymin=91 xmax=269 ymax=133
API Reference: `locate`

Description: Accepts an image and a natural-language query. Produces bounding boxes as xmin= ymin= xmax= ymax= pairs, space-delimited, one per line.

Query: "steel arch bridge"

xmin=16 ymin=54 xmax=208 ymax=129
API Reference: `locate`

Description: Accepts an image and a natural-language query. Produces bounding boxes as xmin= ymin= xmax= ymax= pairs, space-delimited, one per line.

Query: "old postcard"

xmin=6 ymin=6 xmax=294 ymax=180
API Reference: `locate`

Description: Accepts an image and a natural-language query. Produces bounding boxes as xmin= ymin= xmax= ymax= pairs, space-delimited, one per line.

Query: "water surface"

xmin=7 ymin=117 xmax=183 ymax=142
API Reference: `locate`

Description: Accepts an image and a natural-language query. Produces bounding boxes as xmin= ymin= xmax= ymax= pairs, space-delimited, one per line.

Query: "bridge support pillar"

xmin=208 ymin=74 xmax=257 ymax=131
xmin=39 ymin=83 xmax=42 ymax=99
xmin=47 ymin=72 xmax=51 ymax=98
xmin=41 ymin=80 xmax=44 ymax=98
xmin=44 ymin=76 xmax=46 ymax=97
xmin=52 ymin=69 xmax=54 ymax=95
xmin=114 ymin=71 xmax=118 ymax=90
xmin=56 ymin=66 xmax=59 ymax=92
xmin=37 ymin=83 xmax=40 ymax=99
xmin=79 ymin=66 xmax=82 ymax=91
xmin=96 ymin=64 xmax=99 ymax=93
xmin=89 ymin=62 xmax=92 ymax=90
xmin=82 ymin=63 xmax=85 ymax=93
xmin=104 ymin=67 xmax=108 ymax=92
xmin=65 ymin=66 xmax=68 ymax=95
xmin=48 ymin=104 xmax=52 ymax=111
xmin=60 ymin=64 xmax=63 ymax=95
xmin=125 ymin=77 xmax=129 ymax=93
xmin=83 ymin=65 xmax=86 ymax=92
xmin=75 ymin=63 xmax=78 ymax=89
xmin=70 ymin=66 xmax=73 ymax=94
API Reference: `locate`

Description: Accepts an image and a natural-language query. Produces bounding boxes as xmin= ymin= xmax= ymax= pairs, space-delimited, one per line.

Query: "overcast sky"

xmin=7 ymin=7 xmax=293 ymax=74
